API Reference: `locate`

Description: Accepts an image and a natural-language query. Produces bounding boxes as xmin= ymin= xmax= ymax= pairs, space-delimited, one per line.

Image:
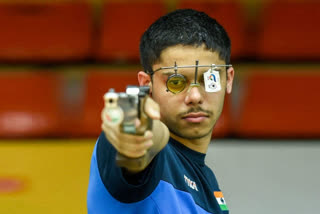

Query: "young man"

xmin=87 ymin=9 xmax=234 ymax=214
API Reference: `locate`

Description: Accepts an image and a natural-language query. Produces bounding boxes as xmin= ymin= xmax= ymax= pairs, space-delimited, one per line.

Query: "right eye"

xmin=167 ymin=75 xmax=186 ymax=94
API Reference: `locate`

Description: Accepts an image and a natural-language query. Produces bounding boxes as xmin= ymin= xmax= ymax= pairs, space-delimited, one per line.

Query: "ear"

xmin=226 ymin=67 xmax=235 ymax=94
xmin=138 ymin=71 xmax=152 ymax=95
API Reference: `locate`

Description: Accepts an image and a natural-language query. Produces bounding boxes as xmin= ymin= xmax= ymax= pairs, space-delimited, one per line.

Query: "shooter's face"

xmin=151 ymin=44 xmax=234 ymax=140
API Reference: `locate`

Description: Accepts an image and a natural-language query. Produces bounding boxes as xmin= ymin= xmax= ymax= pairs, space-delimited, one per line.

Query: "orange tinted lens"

xmin=167 ymin=75 xmax=186 ymax=93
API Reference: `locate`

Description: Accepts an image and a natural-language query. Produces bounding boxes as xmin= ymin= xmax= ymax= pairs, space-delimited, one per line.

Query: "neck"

xmin=170 ymin=133 xmax=211 ymax=154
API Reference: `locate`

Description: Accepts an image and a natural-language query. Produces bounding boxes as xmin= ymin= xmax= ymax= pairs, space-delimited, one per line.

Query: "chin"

xmin=165 ymin=118 xmax=214 ymax=139
xmin=171 ymin=128 xmax=212 ymax=140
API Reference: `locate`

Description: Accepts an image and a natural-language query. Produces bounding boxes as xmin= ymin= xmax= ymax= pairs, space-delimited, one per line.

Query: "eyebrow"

xmin=156 ymin=64 xmax=231 ymax=70
xmin=152 ymin=64 xmax=229 ymax=75
xmin=162 ymin=71 xmax=175 ymax=76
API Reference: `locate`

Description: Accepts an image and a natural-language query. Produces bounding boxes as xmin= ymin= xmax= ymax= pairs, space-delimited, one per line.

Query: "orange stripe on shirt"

xmin=214 ymin=191 xmax=224 ymax=198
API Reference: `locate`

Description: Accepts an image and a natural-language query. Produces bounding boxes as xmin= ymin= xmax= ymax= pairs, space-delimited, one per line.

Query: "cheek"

xmin=152 ymin=86 xmax=167 ymax=107
xmin=206 ymin=90 xmax=225 ymax=107
xmin=153 ymin=92 xmax=173 ymax=111
xmin=152 ymin=87 xmax=179 ymax=117
xmin=151 ymin=76 xmax=167 ymax=95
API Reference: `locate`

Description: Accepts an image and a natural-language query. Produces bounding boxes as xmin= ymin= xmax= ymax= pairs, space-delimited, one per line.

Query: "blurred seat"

xmin=95 ymin=0 xmax=166 ymax=62
xmin=0 ymin=71 xmax=63 ymax=138
xmin=177 ymin=0 xmax=248 ymax=60
xmin=255 ymin=0 xmax=320 ymax=60
xmin=0 ymin=1 xmax=93 ymax=63
xmin=234 ymin=67 xmax=320 ymax=138
xmin=80 ymin=68 xmax=139 ymax=137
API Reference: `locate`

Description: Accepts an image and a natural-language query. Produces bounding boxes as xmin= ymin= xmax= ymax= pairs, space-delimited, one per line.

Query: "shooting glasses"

xmin=148 ymin=60 xmax=232 ymax=94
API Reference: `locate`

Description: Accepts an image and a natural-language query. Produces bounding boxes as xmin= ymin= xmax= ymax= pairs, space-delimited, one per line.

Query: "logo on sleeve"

xmin=184 ymin=175 xmax=198 ymax=191
xmin=214 ymin=191 xmax=228 ymax=211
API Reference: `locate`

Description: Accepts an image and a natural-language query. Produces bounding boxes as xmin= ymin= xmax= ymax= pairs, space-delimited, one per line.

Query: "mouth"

xmin=182 ymin=112 xmax=209 ymax=123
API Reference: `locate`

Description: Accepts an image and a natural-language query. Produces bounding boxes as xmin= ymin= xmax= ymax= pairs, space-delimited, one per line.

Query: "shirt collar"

xmin=169 ymin=137 xmax=206 ymax=165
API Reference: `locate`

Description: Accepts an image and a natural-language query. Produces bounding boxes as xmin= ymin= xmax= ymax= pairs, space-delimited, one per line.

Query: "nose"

xmin=184 ymin=85 xmax=204 ymax=105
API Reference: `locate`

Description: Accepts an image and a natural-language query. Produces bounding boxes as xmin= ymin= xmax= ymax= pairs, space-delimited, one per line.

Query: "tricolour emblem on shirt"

xmin=213 ymin=191 xmax=228 ymax=211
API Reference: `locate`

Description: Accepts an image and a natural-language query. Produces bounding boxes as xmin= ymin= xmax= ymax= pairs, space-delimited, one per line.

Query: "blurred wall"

xmin=1 ymin=139 xmax=319 ymax=214
xmin=206 ymin=140 xmax=320 ymax=214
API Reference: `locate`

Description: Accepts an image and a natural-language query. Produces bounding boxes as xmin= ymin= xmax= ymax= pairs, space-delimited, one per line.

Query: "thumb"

xmin=144 ymin=97 xmax=160 ymax=120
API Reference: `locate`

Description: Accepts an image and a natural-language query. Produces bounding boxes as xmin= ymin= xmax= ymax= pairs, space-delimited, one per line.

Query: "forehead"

xmin=152 ymin=44 xmax=225 ymax=72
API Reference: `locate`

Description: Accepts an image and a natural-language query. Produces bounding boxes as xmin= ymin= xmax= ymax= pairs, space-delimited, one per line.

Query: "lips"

xmin=182 ymin=112 xmax=209 ymax=123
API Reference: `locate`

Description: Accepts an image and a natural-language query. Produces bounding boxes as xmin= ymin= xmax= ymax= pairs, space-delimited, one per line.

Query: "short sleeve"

xmin=96 ymin=132 xmax=164 ymax=203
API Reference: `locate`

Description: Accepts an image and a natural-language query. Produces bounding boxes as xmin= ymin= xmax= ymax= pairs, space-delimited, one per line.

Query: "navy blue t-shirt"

xmin=87 ymin=132 xmax=229 ymax=214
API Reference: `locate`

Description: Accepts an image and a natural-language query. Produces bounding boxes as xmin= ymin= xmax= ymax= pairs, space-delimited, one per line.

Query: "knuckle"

xmin=136 ymin=135 xmax=148 ymax=143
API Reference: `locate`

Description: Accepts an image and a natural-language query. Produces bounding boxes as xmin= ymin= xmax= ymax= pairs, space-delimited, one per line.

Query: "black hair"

xmin=139 ymin=9 xmax=231 ymax=74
